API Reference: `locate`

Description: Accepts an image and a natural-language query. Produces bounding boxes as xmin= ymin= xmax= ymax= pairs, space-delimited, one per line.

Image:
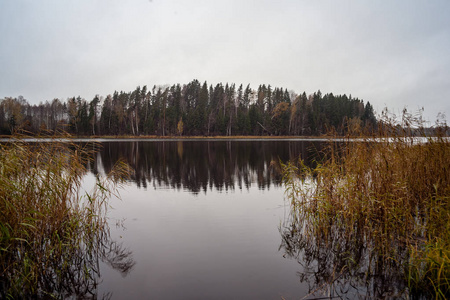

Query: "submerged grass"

xmin=281 ymin=111 xmax=450 ymax=298
xmin=0 ymin=137 xmax=130 ymax=298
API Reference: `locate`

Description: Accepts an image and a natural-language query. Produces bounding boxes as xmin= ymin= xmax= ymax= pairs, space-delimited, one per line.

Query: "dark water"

xmin=92 ymin=140 xmax=324 ymax=193
xmin=0 ymin=138 xmax=420 ymax=298
xmin=82 ymin=140 xmax=410 ymax=299
xmin=83 ymin=140 xmax=323 ymax=299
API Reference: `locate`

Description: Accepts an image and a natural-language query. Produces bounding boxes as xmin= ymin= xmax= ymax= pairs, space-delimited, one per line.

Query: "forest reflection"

xmin=89 ymin=140 xmax=325 ymax=194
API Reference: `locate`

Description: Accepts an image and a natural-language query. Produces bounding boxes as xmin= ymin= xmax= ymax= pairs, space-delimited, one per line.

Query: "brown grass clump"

xmin=281 ymin=110 xmax=450 ymax=298
xmin=0 ymin=138 xmax=132 ymax=298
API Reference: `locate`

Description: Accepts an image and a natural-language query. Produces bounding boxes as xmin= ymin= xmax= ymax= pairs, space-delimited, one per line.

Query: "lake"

xmin=82 ymin=140 xmax=326 ymax=299
xmin=78 ymin=139 xmax=415 ymax=299
xmin=1 ymin=137 xmax=415 ymax=298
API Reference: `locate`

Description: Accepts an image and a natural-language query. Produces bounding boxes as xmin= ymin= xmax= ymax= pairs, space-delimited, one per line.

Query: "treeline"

xmin=0 ymin=79 xmax=377 ymax=136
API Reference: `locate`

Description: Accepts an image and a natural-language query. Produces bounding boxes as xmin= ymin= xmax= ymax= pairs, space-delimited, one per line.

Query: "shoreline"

xmin=2 ymin=135 xmax=447 ymax=143
xmin=0 ymin=134 xmax=336 ymax=142
xmin=0 ymin=135 xmax=337 ymax=143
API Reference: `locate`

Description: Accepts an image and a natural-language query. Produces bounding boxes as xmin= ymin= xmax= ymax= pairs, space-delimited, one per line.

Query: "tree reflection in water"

xmin=279 ymin=197 xmax=411 ymax=299
xmin=92 ymin=140 xmax=325 ymax=193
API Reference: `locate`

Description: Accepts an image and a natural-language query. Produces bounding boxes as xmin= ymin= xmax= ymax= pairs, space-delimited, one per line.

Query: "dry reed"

xmin=0 ymin=138 xmax=130 ymax=298
xmin=282 ymin=110 xmax=450 ymax=298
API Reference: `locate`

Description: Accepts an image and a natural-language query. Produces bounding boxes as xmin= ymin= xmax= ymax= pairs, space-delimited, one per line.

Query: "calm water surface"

xmin=85 ymin=140 xmax=323 ymax=299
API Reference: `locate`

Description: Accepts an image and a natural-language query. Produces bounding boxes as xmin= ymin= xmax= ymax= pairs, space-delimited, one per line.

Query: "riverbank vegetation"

xmin=280 ymin=111 xmax=449 ymax=298
xmin=0 ymin=79 xmax=377 ymax=137
xmin=0 ymin=139 xmax=133 ymax=298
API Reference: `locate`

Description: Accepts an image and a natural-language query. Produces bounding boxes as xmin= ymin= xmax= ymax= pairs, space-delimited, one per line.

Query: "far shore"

xmin=2 ymin=134 xmax=447 ymax=143
xmin=0 ymin=134 xmax=338 ymax=142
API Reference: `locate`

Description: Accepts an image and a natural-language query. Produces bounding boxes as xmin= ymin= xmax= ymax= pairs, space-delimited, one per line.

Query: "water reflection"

xmin=46 ymin=232 xmax=135 ymax=300
xmin=279 ymin=206 xmax=410 ymax=299
xmin=1 ymin=198 xmax=135 ymax=299
xmin=91 ymin=140 xmax=324 ymax=193
xmin=0 ymin=145 xmax=135 ymax=300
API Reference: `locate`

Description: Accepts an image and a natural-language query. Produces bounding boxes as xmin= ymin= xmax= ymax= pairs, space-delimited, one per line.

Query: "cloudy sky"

xmin=1 ymin=0 xmax=449 ymax=123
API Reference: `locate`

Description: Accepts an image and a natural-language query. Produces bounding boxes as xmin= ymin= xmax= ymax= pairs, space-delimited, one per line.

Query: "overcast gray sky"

xmin=1 ymin=0 xmax=449 ymax=123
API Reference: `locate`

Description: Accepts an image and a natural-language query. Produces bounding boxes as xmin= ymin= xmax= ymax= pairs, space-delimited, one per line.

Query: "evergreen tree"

xmin=0 ymin=80 xmax=381 ymax=136
xmin=89 ymin=95 xmax=100 ymax=135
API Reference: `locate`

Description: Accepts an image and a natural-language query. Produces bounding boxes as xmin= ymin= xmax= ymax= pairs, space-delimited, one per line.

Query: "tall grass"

xmin=0 ymin=138 xmax=132 ymax=298
xmin=281 ymin=110 xmax=450 ymax=298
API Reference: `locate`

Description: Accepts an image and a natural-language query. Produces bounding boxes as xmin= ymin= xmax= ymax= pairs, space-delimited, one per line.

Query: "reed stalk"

xmin=281 ymin=110 xmax=450 ymax=298
xmin=0 ymin=137 xmax=131 ymax=298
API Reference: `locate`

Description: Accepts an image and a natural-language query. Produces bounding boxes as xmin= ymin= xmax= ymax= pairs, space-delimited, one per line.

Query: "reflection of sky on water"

xmin=98 ymin=184 xmax=308 ymax=299
xmin=83 ymin=140 xmax=411 ymax=298
xmin=85 ymin=141 xmax=322 ymax=299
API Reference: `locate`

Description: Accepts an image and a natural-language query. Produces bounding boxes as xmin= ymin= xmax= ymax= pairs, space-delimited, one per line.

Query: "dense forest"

xmin=0 ymin=79 xmax=377 ymax=136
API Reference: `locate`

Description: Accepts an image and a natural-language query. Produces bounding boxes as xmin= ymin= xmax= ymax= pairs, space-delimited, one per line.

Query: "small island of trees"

xmin=0 ymin=79 xmax=377 ymax=136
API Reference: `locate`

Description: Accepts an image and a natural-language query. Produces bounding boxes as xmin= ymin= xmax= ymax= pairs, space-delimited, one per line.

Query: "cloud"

xmin=0 ymin=0 xmax=449 ymax=122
